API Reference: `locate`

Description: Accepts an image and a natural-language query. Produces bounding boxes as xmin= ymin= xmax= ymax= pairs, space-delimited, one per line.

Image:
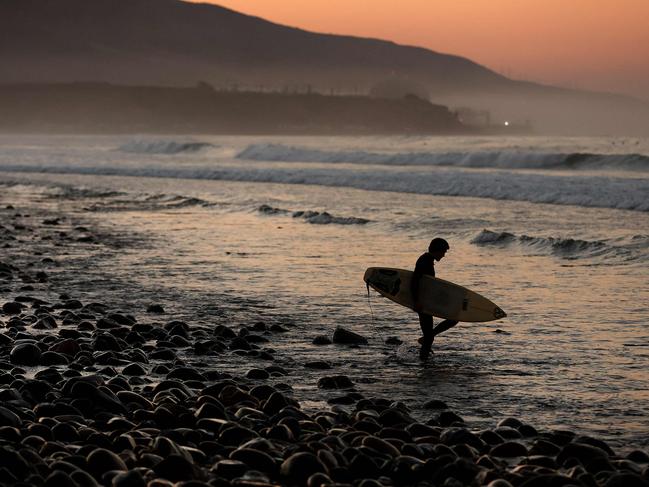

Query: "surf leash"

xmin=366 ymin=282 xmax=395 ymax=348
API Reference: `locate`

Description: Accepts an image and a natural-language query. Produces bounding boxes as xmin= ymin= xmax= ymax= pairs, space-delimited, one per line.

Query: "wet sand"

xmin=1 ymin=190 xmax=648 ymax=487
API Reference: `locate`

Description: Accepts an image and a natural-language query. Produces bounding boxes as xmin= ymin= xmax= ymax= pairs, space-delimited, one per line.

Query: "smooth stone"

xmin=486 ymin=480 xmax=514 ymax=487
xmin=628 ymin=450 xmax=649 ymax=463
xmin=281 ymin=452 xmax=327 ymax=485
xmin=440 ymin=428 xmax=485 ymax=451
xmin=307 ymin=472 xmax=333 ymax=487
xmin=517 ymin=474 xmax=582 ymax=487
xmin=152 ymin=454 xmax=196 ymax=482
xmin=362 ymin=435 xmax=401 ymax=457
xmin=111 ymin=469 xmax=146 ymax=487
xmin=312 ymin=335 xmax=332 ymax=345
xmin=479 ymin=430 xmax=505 ymax=446
xmin=0 ymin=406 xmax=22 ymax=428
xmin=494 ymin=426 xmax=522 ymax=439
xmin=69 ymin=380 xmax=128 ymax=414
xmin=211 ymin=459 xmax=248 ymax=479
xmin=317 ymin=375 xmax=354 ymax=389
xmin=379 ymin=409 xmax=415 ymax=427
xmin=574 ymin=435 xmax=616 ymax=456
xmin=167 ymin=367 xmax=206 ymax=381
xmin=423 ymin=399 xmax=448 ymax=409
xmin=246 ymin=368 xmax=270 ymax=380
xmin=122 ymin=363 xmax=147 ymax=376
xmin=262 ymin=392 xmax=291 ymax=415
xmin=490 ymin=441 xmax=528 ymax=458
xmin=49 ymin=338 xmax=81 ymax=356
xmin=147 ymin=304 xmax=165 ymax=313
xmin=304 ymin=361 xmax=332 ymax=370
xmin=44 ymin=470 xmax=77 ymax=487
xmin=194 ymin=402 xmax=228 ymax=420
xmin=219 ymin=425 xmax=259 ymax=446
xmin=265 ymin=424 xmax=294 ymax=442
xmin=497 ymin=417 xmax=523 ymax=429
xmin=529 ymin=439 xmax=561 ymax=456
xmin=437 ymin=411 xmax=465 ymax=426
xmin=518 ymin=424 xmax=539 ymax=437
xmin=52 ymin=422 xmax=80 ymax=442
xmin=92 ymin=333 xmax=124 ymax=352
xmin=229 ymin=448 xmax=278 ymax=476
xmin=86 ymin=447 xmax=128 ymax=478
xmin=10 ymin=342 xmax=41 ymax=365
xmin=249 ymin=385 xmax=276 ymax=401
xmin=229 ymin=337 xmax=251 ymax=351
xmin=603 ymin=473 xmax=649 ymax=487
xmin=3 ymin=302 xmax=23 ymax=314
xmin=332 ymin=326 xmax=368 ymax=345
xmin=557 ymin=442 xmax=609 ymax=466
xmin=40 ymin=351 xmax=69 ymax=365
xmin=0 ymin=426 xmax=21 ymax=442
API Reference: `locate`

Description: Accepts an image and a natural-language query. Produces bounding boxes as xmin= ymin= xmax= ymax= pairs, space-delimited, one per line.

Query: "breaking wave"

xmin=237 ymin=144 xmax=649 ymax=171
xmin=118 ymin=140 xmax=214 ymax=155
xmin=258 ymin=204 xmax=370 ymax=225
xmin=471 ymin=229 xmax=648 ymax=261
xmin=1 ymin=163 xmax=648 ymax=212
xmin=84 ymin=194 xmax=213 ymax=212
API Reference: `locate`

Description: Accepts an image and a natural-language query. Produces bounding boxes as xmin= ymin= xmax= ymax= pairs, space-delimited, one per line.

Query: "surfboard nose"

xmin=494 ymin=307 xmax=507 ymax=319
xmin=363 ymin=267 xmax=374 ymax=283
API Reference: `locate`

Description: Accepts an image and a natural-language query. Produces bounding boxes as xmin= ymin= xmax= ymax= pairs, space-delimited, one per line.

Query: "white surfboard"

xmin=364 ymin=267 xmax=506 ymax=322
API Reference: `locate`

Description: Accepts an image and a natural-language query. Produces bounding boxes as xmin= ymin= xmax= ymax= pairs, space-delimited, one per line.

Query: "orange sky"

xmin=189 ymin=0 xmax=649 ymax=100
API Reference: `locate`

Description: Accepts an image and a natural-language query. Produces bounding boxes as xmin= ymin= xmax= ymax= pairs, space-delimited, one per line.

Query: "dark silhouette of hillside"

xmin=0 ymin=0 xmax=507 ymax=92
xmin=1 ymin=0 xmax=648 ymax=135
xmin=0 ymin=83 xmax=466 ymax=134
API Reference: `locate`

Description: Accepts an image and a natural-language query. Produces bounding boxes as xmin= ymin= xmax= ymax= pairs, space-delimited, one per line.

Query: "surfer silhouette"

xmin=412 ymin=238 xmax=458 ymax=361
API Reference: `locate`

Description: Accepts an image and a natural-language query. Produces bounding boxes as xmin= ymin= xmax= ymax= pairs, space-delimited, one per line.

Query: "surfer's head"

xmin=428 ymin=238 xmax=449 ymax=260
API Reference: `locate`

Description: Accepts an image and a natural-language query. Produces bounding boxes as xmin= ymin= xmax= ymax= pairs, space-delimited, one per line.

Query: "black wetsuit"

xmin=412 ymin=252 xmax=458 ymax=359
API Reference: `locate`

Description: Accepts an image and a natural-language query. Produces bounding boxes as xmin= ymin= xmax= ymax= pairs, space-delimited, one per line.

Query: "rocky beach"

xmin=1 ymin=182 xmax=648 ymax=487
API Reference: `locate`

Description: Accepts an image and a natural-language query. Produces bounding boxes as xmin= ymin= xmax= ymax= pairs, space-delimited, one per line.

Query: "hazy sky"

xmin=190 ymin=0 xmax=649 ymax=100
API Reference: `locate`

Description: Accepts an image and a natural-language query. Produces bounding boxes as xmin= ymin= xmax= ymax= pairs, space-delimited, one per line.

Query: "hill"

xmin=1 ymin=0 xmax=648 ymax=135
xmin=0 ymin=83 xmax=467 ymax=135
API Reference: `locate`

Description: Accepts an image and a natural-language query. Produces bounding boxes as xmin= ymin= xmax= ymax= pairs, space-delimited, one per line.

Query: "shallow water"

xmin=1 ymin=134 xmax=648 ymax=450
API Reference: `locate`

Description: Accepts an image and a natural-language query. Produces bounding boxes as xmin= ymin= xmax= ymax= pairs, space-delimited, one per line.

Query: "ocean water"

xmin=1 ymin=134 xmax=648 ymax=450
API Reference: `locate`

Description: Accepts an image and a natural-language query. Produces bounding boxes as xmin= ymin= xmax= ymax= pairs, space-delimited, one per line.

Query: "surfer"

xmin=412 ymin=238 xmax=458 ymax=360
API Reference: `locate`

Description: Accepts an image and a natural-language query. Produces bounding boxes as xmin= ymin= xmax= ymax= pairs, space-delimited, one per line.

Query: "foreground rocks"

xmin=1 ymin=294 xmax=648 ymax=487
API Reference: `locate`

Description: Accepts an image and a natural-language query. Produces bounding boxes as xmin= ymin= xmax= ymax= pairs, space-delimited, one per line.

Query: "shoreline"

xmin=1 ymin=182 xmax=648 ymax=486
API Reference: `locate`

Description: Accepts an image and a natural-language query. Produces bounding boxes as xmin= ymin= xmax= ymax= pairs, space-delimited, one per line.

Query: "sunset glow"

xmin=189 ymin=0 xmax=649 ymax=100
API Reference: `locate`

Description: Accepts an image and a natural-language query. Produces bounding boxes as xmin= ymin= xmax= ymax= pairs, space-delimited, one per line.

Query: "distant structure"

xmin=454 ymin=106 xmax=532 ymax=134
xmin=454 ymin=107 xmax=491 ymax=126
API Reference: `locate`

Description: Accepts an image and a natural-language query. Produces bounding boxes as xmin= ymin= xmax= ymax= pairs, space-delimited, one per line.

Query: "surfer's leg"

xmin=418 ymin=313 xmax=434 ymax=360
xmin=432 ymin=319 xmax=458 ymax=337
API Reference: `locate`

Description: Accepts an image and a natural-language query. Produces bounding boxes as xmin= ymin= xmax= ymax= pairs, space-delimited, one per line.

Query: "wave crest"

xmin=118 ymin=140 xmax=214 ymax=155
xmin=237 ymin=144 xmax=649 ymax=171
xmin=470 ymin=229 xmax=647 ymax=261
xmin=258 ymin=205 xmax=369 ymax=225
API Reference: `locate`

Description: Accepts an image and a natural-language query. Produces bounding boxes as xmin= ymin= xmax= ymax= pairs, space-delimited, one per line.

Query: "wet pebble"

xmin=10 ymin=342 xmax=41 ymax=365
xmin=332 ymin=326 xmax=368 ymax=345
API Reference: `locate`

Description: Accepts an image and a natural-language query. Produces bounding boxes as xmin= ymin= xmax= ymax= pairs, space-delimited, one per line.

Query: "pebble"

xmin=332 ymin=326 xmax=368 ymax=345
xmin=10 ymin=342 xmax=42 ymax=365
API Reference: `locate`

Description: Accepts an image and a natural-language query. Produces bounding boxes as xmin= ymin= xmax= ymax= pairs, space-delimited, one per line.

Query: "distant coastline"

xmin=0 ymin=82 xmax=489 ymax=136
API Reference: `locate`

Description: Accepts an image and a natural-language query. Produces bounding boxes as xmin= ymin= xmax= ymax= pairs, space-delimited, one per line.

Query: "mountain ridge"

xmin=1 ymin=0 xmax=648 ymax=135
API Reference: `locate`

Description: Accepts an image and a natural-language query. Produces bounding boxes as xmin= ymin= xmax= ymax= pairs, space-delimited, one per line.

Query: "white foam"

xmin=118 ymin=140 xmax=214 ymax=155
xmin=237 ymin=143 xmax=649 ymax=171
xmin=2 ymin=162 xmax=647 ymax=212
